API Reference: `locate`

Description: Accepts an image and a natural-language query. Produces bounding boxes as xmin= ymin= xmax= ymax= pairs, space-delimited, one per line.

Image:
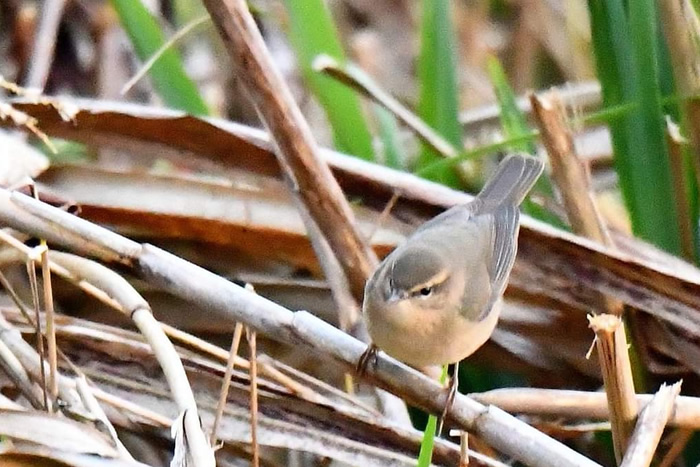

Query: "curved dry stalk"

xmin=47 ymin=252 xmax=215 ymax=467
xmin=0 ymin=189 xmax=603 ymax=467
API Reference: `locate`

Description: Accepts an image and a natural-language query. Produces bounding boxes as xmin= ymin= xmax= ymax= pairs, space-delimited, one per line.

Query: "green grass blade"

xmin=416 ymin=365 xmax=448 ymax=467
xmin=486 ymin=57 xmax=537 ymax=154
xmin=626 ymin=0 xmax=681 ymax=254
xmin=284 ymin=0 xmax=374 ymax=160
xmin=588 ymin=0 xmax=682 ymax=255
xmin=374 ymin=105 xmax=406 ymax=170
xmin=110 ymin=0 xmax=209 ymax=115
xmin=486 ymin=56 xmax=563 ymax=226
xmin=415 ymin=0 xmax=463 ymax=188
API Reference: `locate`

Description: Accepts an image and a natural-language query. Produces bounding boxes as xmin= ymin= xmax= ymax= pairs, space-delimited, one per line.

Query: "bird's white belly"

xmin=367 ymin=299 xmax=502 ymax=368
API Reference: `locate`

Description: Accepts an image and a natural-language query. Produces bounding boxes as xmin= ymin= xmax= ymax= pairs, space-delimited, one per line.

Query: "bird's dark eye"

xmin=419 ymin=287 xmax=432 ymax=297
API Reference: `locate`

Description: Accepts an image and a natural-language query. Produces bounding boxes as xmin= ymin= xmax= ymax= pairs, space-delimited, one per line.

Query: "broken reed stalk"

xmin=619 ymin=382 xmax=681 ymax=467
xmin=0 ymin=190 xmax=603 ymax=467
xmin=531 ymin=91 xmax=638 ymax=463
xmin=589 ymin=315 xmax=638 ymax=464
xmin=199 ymin=0 xmax=378 ymax=302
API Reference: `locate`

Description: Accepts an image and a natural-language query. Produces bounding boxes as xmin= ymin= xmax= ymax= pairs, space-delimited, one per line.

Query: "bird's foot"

xmin=356 ymin=344 xmax=379 ymax=376
xmin=438 ymin=368 xmax=459 ymax=435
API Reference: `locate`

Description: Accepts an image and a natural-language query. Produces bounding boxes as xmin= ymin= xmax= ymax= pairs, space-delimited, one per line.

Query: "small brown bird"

xmin=360 ymin=154 xmax=544 ymax=412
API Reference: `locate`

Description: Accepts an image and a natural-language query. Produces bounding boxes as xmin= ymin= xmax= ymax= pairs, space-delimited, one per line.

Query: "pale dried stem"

xmin=588 ymin=315 xmax=639 ymax=464
xmin=0 ymin=189 xmax=603 ymax=467
xmin=658 ymin=428 xmax=693 ymax=467
xmin=76 ymin=375 xmax=135 ymax=461
xmin=620 ymin=382 xmax=681 ymax=467
xmin=659 ymin=0 xmax=700 ymax=186
xmin=199 ymin=0 xmax=378 ymax=302
xmin=472 ymin=388 xmax=700 ymax=429
xmin=24 ymin=0 xmax=67 ymax=89
xmin=532 ymin=91 xmax=638 ymax=463
xmin=247 ymin=327 xmax=259 ymax=467
xmin=665 ymin=117 xmax=695 ymax=260
xmin=0 ymin=337 xmax=43 ymax=408
xmin=25 ymin=258 xmax=48 ymax=410
xmin=530 ymin=92 xmax=610 ymax=244
xmin=40 ymin=247 xmax=58 ymax=402
xmin=47 ymin=252 xmax=215 ymax=466
xmin=211 ymin=321 xmax=244 ymax=445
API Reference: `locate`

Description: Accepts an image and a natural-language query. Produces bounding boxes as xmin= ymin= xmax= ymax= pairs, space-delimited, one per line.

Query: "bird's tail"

xmin=476 ymin=154 xmax=545 ymax=208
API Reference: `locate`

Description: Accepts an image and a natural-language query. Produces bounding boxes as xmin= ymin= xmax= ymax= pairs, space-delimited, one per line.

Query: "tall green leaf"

xmin=588 ymin=0 xmax=681 ymax=255
xmin=415 ymin=0 xmax=463 ymax=188
xmin=284 ymin=0 xmax=374 ymax=160
xmin=486 ymin=56 xmax=563 ymax=226
xmin=110 ymin=0 xmax=209 ymax=115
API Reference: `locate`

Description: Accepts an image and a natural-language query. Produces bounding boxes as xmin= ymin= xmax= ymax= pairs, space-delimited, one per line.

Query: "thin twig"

xmin=24 ymin=0 xmax=67 ymax=89
xmin=211 ymin=321 xmax=244 ymax=445
xmin=25 ymin=256 xmax=48 ymax=410
xmin=620 ymin=382 xmax=681 ymax=467
xmin=199 ymin=0 xmax=378 ymax=302
xmin=40 ymin=245 xmax=58 ymax=402
xmin=121 ymin=15 xmax=211 ymax=96
xmin=314 ymin=55 xmax=459 ymax=159
xmin=0 ymin=189 xmax=603 ymax=467
xmin=247 ymin=326 xmax=259 ymax=467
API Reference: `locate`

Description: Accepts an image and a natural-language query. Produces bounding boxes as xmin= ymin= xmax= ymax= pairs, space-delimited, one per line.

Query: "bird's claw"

xmin=356 ymin=344 xmax=379 ymax=376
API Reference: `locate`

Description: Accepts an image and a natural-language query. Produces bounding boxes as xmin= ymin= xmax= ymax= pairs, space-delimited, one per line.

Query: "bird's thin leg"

xmin=438 ymin=362 xmax=459 ymax=435
xmin=356 ymin=343 xmax=379 ymax=376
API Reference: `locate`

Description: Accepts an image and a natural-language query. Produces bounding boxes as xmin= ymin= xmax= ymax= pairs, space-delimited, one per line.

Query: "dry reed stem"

xmin=588 ymin=314 xmax=639 ymax=463
xmin=211 ymin=321 xmax=244 ymax=446
xmin=24 ymin=256 xmax=49 ymax=410
xmin=247 ymin=326 xmax=259 ymax=467
xmin=0 ymin=189 xmax=603 ymax=467
xmin=199 ymin=0 xmax=378 ymax=302
xmin=39 ymin=246 xmax=58 ymax=402
xmin=0 ymin=337 xmax=43 ymax=408
xmin=658 ymin=428 xmax=693 ymax=467
xmin=24 ymin=0 xmax=67 ymax=89
xmin=532 ymin=91 xmax=638 ymax=463
xmin=530 ymin=92 xmax=610 ymax=244
xmin=658 ymin=0 xmax=700 ymax=191
xmin=619 ymin=382 xmax=681 ymax=467
xmin=665 ymin=117 xmax=695 ymax=260
xmin=45 ymin=252 xmax=215 ymax=466
xmin=472 ymin=388 xmax=700 ymax=429
xmin=75 ymin=375 xmax=135 ymax=461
